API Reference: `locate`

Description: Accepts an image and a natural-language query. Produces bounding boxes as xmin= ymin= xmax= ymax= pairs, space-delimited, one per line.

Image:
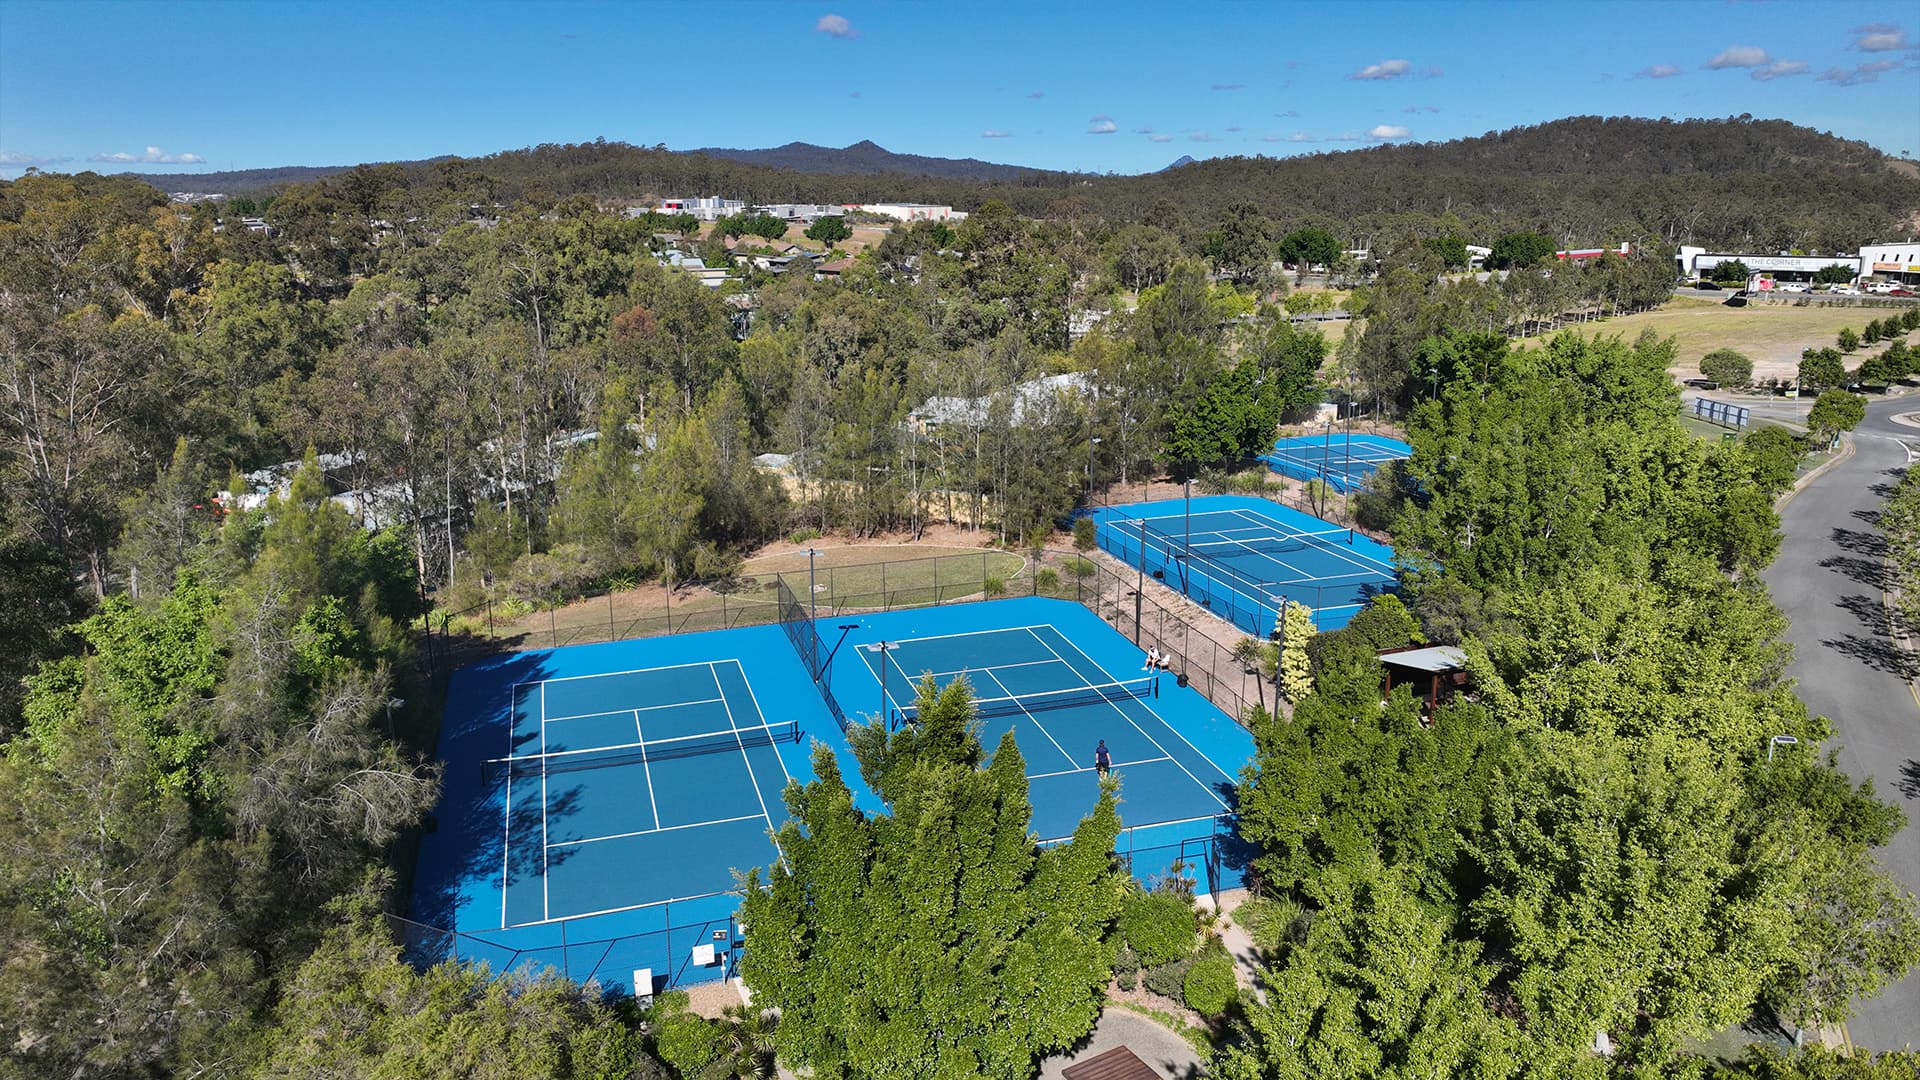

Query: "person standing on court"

xmin=1095 ymin=739 xmax=1112 ymax=777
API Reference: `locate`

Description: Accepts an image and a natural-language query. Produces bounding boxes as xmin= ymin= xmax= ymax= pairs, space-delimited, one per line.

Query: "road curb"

xmin=1777 ymin=433 xmax=1855 ymax=511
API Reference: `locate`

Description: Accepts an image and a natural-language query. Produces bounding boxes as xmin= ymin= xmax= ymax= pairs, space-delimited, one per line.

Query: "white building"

xmin=752 ymin=203 xmax=845 ymax=222
xmin=657 ymin=196 xmax=746 ymax=221
xmin=1676 ymin=245 xmax=1859 ymax=283
xmin=909 ymin=373 xmax=1093 ymax=433
xmin=1862 ymin=241 xmax=1920 ymax=285
xmin=855 ymin=202 xmax=967 ymax=223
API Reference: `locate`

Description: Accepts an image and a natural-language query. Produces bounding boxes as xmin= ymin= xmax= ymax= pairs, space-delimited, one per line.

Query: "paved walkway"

xmin=1036 ymin=1007 xmax=1208 ymax=1080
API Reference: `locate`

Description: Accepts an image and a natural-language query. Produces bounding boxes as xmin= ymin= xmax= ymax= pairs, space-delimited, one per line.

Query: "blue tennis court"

xmin=408 ymin=597 xmax=1256 ymax=998
xmin=854 ymin=622 xmax=1234 ymax=842
xmin=1263 ymin=432 xmax=1410 ymax=494
xmin=1093 ymin=495 xmax=1400 ymax=633
xmin=493 ymin=660 xmax=794 ymax=927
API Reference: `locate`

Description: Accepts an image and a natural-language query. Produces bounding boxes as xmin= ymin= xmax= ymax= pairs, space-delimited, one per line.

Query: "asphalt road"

xmin=1763 ymin=395 xmax=1920 ymax=1050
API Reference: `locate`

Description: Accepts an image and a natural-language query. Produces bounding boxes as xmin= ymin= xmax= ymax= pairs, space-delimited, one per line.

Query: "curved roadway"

xmin=1762 ymin=395 xmax=1920 ymax=1050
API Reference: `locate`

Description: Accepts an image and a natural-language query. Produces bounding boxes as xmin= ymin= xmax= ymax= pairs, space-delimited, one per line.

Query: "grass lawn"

xmin=1523 ymin=297 xmax=1907 ymax=384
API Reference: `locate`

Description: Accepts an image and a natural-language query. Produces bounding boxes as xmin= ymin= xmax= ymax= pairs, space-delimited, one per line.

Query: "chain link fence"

xmin=420 ymin=546 xmax=1276 ymax=725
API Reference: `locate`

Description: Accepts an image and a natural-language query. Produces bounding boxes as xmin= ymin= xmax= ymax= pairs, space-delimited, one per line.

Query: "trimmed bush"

xmin=1114 ymin=943 xmax=1140 ymax=991
xmin=1072 ymin=516 xmax=1096 ymax=552
xmin=1141 ymin=954 xmax=1196 ymax=1000
xmin=984 ymin=575 xmax=1006 ymax=597
xmin=1182 ymin=951 xmax=1237 ymax=1017
xmin=1035 ymin=568 xmax=1059 ymax=591
xmin=1121 ymin=888 xmax=1197 ymax=967
xmin=1066 ymin=556 xmax=1095 ymax=579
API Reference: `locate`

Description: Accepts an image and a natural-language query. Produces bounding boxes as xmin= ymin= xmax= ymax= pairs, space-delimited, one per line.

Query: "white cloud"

xmin=1854 ymin=24 xmax=1909 ymax=51
xmin=1817 ymin=59 xmax=1902 ymax=85
xmin=0 ymin=150 xmax=73 ymax=166
xmin=1287 ymin=132 xmax=1314 ymax=142
xmin=1147 ymin=133 xmax=1173 ymax=143
xmin=1327 ymin=131 xmax=1365 ymax=142
xmin=981 ymin=129 xmax=1011 ymax=138
xmin=815 ymin=13 xmax=856 ymax=37
xmin=1350 ymin=58 xmax=1412 ymax=80
xmin=88 ymin=145 xmax=205 ymax=165
xmin=1133 ymin=125 xmax=1155 ymax=134
xmin=1275 ymin=109 xmax=1300 ymax=118
xmin=1190 ymin=131 xmax=1219 ymax=142
xmin=1225 ymin=125 xmax=1243 ymax=132
xmin=1261 ymin=134 xmax=1283 ymax=142
xmin=1637 ymin=64 xmax=1684 ymax=78
xmin=1368 ymin=124 xmax=1411 ymax=140
xmin=1751 ymin=59 xmax=1808 ymax=81
xmin=1087 ymin=115 xmax=1117 ymax=134
xmin=1707 ymin=45 xmax=1770 ymax=69
xmin=1211 ymin=82 xmax=1244 ymax=91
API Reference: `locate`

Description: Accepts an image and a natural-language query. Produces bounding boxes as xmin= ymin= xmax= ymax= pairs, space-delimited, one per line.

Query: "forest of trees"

xmin=4 ymin=140 xmax=1919 ymax=1077
xmin=139 ymin=115 xmax=1920 ymax=256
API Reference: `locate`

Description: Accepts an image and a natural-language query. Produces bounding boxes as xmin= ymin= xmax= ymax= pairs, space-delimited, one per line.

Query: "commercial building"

xmin=1676 ymin=246 xmax=1859 ymax=284
xmin=854 ymin=202 xmax=967 ymax=222
xmin=1862 ymin=241 xmax=1920 ymax=286
xmin=656 ymin=196 xmax=746 ymax=221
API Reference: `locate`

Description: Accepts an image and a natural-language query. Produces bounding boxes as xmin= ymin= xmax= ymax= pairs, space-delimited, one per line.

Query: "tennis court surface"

xmin=407 ymin=596 xmax=1254 ymax=996
xmin=1263 ymin=432 xmax=1410 ymax=494
xmin=1093 ymin=494 xmax=1400 ymax=633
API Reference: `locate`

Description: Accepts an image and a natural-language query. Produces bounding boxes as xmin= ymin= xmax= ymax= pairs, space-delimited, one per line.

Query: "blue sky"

xmin=2 ymin=0 xmax=1917 ymax=180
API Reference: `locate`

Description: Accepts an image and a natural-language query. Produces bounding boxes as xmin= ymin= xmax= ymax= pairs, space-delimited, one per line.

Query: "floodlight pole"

xmin=1768 ymin=734 xmax=1800 ymax=763
xmin=1135 ymin=515 xmax=1147 ymax=641
xmin=876 ymin=640 xmax=894 ymax=729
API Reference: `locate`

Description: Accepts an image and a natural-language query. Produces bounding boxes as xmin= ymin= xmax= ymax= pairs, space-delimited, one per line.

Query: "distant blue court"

xmin=1263 ymin=432 xmax=1411 ymax=494
xmin=408 ymin=596 xmax=1255 ymax=996
xmin=1093 ymin=495 xmax=1400 ymax=634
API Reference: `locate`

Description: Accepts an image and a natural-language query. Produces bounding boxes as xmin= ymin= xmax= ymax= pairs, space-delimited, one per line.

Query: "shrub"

xmin=1114 ymin=942 xmax=1140 ymax=992
xmin=1035 ymin=567 xmax=1059 ymax=592
xmin=984 ymin=575 xmax=1006 ymax=597
xmin=1232 ymin=896 xmax=1306 ymax=951
xmin=787 ymin=527 xmax=821 ymax=544
xmin=1072 ymin=516 xmax=1096 ymax=552
xmin=1904 ymin=309 xmax=1920 ymax=332
xmin=1182 ymin=951 xmax=1237 ymax=1017
xmin=1121 ymin=888 xmax=1198 ymax=967
xmin=1066 ymin=556 xmax=1096 ymax=579
xmin=1141 ymin=954 xmax=1196 ymax=1000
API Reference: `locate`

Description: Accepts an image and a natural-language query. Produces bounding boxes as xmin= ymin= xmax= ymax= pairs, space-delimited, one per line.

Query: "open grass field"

xmin=1523 ymin=297 xmax=1906 ymax=384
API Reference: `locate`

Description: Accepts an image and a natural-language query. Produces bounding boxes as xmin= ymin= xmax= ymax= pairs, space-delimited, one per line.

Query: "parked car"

xmin=1776 ymin=282 xmax=1810 ymax=293
xmin=1827 ymin=284 xmax=1862 ymax=295
xmin=1867 ymin=281 xmax=1899 ymax=294
xmin=1890 ymin=288 xmax=1916 ymax=297
xmin=1693 ymin=280 xmax=1723 ymax=291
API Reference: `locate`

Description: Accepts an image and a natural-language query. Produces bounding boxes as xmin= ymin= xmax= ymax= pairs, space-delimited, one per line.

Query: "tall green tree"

xmin=740 ymin=676 xmax=1125 ymax=1079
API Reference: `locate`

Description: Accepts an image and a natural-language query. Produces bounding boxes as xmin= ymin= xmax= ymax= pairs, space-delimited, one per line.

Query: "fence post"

xmin=881 ymin=561 xmax=888 ymax=611
xmin=486 ymin=598 xmax=495 ymax=639
xmin=550 ymin=599 xmax=558 ymax=648
xmin=608 ymin=590 xmax=616 ymax=642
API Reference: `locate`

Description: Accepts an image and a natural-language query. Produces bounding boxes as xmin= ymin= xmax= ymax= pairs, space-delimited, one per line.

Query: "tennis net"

xmin=481 ymin=720 xmax=799 ymax=783
xmin=895 ymin=677 xmax=1156 ymax=725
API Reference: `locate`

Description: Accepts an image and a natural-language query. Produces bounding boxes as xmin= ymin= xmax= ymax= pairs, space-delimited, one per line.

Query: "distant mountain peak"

xmin=690 ymin=139 xmax=1045 ymax=181
xmin=1164 ymin=155 xmax=1197 ymax=171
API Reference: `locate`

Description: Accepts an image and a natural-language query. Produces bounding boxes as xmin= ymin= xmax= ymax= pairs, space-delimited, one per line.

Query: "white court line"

xmin=542 ymin=697 xmax=727 ymax=725
xmin=726 ymin=660 xmax=795 ymax=788
xmin=864 ymin=622 xmax=1063 ymax=647
xmin=899 ymin=657 xmax=1061 ymax=681
xmin=1023 ymin=626 xmax=1233 ymax=812
xmin=1219 ymin=508 xmax=1396 ymax=576
xmin=1026 ymin=755 xmax=1171 ymax=781
xmin=540 ymin=681 xmax=550 ymax=921
xmin=518 ymin=658 xmax=735 ymax=685
xmin=713 ymin=662 xmax=778 ymax=838
xmin=632 ymin=710 xmax=662 ymax=835
xmin=546 ymin=812 xmax=768 ymax=849
xmin=977 ymin=667 xmax=1077 ymax=765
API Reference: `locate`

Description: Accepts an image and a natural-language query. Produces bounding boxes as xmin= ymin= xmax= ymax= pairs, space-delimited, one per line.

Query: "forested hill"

xmin=688 ymin=139 xmax=1048 ymax=180
xmin=125 ymin=115 xmax=1919 ymax=251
